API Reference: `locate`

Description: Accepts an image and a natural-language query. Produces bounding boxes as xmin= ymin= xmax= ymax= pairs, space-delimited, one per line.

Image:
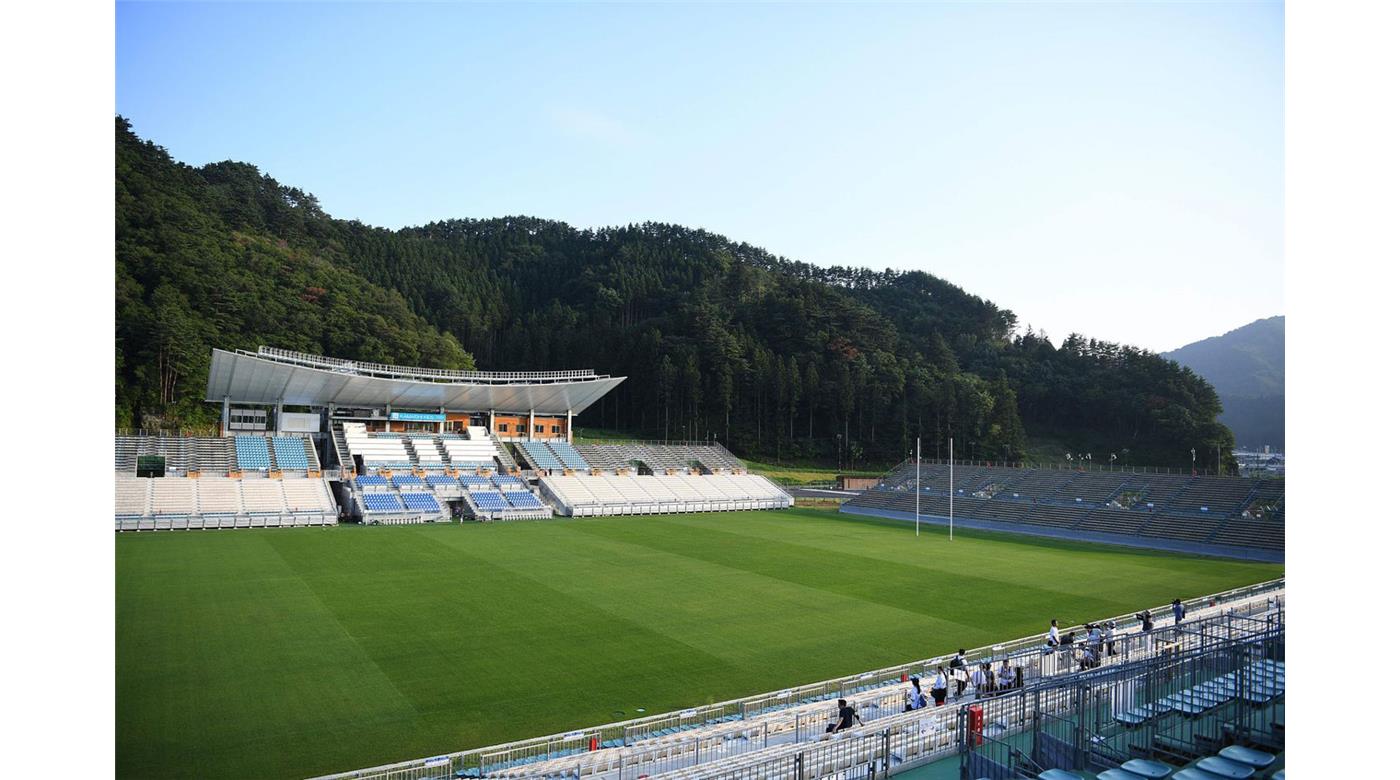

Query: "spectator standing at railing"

xmin=931 ymin=666 xmax=949 ymax=706
xmin=970 ymin=663 xmax=991 ymax=698
xmin=1104 ymin=620 xmax=1118 ymax=656
xmin=1172 ymin=598 xmax=1186 ymax=631
xmin=950 ymin=652 xmax=970 ymax=698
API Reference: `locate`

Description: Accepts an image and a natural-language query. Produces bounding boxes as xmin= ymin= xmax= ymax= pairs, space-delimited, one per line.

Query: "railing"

xmin=308 ymin=579 xmax=1282 ymax=780
xmin=958 ymin=615 xmax=1284 ymax=777
xmin=880 ymin=457 xmax=1244 ymax=479
xmin=249 ymin=346 xmax=604 ymax=384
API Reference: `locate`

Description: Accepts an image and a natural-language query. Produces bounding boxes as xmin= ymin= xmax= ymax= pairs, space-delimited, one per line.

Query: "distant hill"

xmin=115 ymin=117 xmax=1234 ymax=469
xmin=1164 ymin=316 xmax=1284 ymax=451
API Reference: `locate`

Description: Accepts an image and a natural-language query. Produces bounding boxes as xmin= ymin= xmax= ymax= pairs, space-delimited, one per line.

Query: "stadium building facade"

xmin=115 ymin=346 xmax=792 ymax=529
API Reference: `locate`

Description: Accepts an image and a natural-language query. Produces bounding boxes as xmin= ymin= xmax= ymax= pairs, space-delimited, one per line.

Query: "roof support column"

xmin=221 ymin=396 xmax=230 ymax=438
xmin=528 ymin=409 xmax=535 ymax=441
xmin=275 ymin=400 xmax=284 ymax=434
xmin=438 ymin=406 xmax=445 ymax=435
xmin=567 ymin=410 xmax=573 ymax=444
xmin=489 ymin=409 xmax=495 ymax=438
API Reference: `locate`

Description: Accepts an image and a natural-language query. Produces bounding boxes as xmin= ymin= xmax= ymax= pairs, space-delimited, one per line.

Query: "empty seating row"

xmin=540 ymin=474 xmax=792 ymax=516
xmin=115 ymin=436 xmax=235 ymax=475
xmin=548 ymin=440 xmax=591 ymax=470
xmin=234 ymin=435 xmax=273 ymax=470
xmin=115 ymin=476 xmax=336 ymax=529
xmin=519 ymin=441 xmax=564 ymax=471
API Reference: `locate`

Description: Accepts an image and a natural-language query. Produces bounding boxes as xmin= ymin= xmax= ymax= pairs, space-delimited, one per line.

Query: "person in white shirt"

xmin=1104 ymin=620 xmax=1117 ymax=656
xmin=931 ymin=666 xmax=949 ymax=706
xmin=1043 ymin=619 xmax=1061 ymax=655
xmin=970 ymin=663 xmax=990 ymax=698
xmin=997 ymin=660 xmax=1016 ymax=690
xmin=905 ymin=677 xmax=926 ymax=711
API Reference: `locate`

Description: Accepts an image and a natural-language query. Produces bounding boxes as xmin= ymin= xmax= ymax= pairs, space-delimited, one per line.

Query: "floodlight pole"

xmin=915 ymin=438 xmax=921 ymax=537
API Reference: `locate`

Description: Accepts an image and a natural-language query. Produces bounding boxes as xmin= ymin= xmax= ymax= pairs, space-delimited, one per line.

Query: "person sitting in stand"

xmin=827 ymin=699 xmax=863 ymax=734
xmin=997 ymin=659 xmax=1016 ymax=690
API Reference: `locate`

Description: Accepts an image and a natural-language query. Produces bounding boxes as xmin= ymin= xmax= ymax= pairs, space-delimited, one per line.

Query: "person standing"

xmin=905 ymin=677 xmax=926 ymax=712
xmin=1104 ymin=620 xmax=1117 ymax=656
xmin=931 ymin=666 xmax=949 ymax=706
xmin=1172 ymin=598 xmax=1186 ymax=632
xmin=951 ymin=650 xmax=970 ymax=698
xmin=970 ymin=663 xmax=990 ymax=698
xmin=1047 ymin=619 xmax=1060 ymax=647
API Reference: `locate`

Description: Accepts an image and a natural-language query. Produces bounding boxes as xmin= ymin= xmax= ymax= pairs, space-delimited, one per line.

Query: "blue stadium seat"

xmin=356 ymin=475 xmax=389 ymax=489
xmin=400 ymin=492 xmax=441 ymax=513
xmin=505 ymin=491 xmax=543 ymax=509
xmin=362 ymin=493 xmax=403 ymax=513
xmin=470 ymin=490 xmax=509 ymax=512
xmin=234 ymin=435 xmax=272 ymax=470
xmin=520 ymin=441 xmax=563 ymax=471
xmin=271 ymin=436 xmax=309 ymax=470
xmin=461 ymin=474 xmax=496 ymax=490
xmin=547 ymin=441 xmax=591 ymax=470
xmin=391 ymin=474 xmax=425 ymax=489
xmin=425 ymin=474 xmax=458 ymax=488
xmin=492 ymin=475 xmax=526 ymax=491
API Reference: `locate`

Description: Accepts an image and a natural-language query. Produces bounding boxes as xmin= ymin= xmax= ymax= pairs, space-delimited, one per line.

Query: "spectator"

xmin=1088 ymin=622 xmax=1103 ymax=653
xmin=1172 ymin=598 xmax=1186 ymax=630
xmin=970 ymin=663 xmax=990 ymax=698
xmin=1078 ymin=643 xmax=1099 ymax=671
xmin=1104 ymin=620 xmax=1117 ymax=656
xmin=951 ymin=653 xmax=969 ymax=698
xmin=905 ymin=677 xmax=926 ymax=712
xmin=827 ymin=699 xmax=862 ymax=733
xmin=1139 ymin=610 xmax=1154 ymax=634
xmin=997 ymin=659 xmax=1016 ymax=690
xmin=1047 ymin=619 xmax=1060 ymax=647
xmin=931 ymin=666 xmax=949 ymax=706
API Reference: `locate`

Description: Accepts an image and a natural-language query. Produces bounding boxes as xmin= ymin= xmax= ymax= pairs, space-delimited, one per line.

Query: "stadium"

xmin=116 ymin=347 xmax=1286 ymax=780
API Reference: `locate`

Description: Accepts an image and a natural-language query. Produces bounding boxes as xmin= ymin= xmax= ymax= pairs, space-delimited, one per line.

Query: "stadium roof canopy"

xmin=205 ymin=347 xmax=624 ymax=415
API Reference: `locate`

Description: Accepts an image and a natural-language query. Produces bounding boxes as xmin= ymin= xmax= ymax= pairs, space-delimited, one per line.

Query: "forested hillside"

xmin=115 ymin=117 xmax=1234 ymax=470
xmin=1164 ymin=316 xmax=1284 ymax=450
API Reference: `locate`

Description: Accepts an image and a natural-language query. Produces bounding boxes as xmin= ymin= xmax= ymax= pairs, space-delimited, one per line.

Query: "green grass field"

xmin=116 ymin=509 xmax=1281 ymax=779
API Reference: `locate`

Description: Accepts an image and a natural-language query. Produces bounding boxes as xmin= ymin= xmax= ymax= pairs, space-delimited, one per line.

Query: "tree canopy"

xmin=116 ymin=117 xmax=1233 ymax=470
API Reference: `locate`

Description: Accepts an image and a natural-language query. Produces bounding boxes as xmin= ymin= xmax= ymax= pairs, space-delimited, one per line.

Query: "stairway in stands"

xmin=329 ymin=423 xmax=354 ymax=474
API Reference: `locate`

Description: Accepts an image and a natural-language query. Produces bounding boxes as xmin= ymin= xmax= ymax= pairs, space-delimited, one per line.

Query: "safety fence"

xmin=308 ymin=580 xmax=1283 ymax=780
xmin=958 ymin=616 xmax=1284 ymax=779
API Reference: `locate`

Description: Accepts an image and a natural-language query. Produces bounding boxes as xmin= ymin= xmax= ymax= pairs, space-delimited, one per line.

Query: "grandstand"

xmin=842 ymin=461 xmax=1284 ymax=561
xmin=540 ymin=472 xmax=792 ymax=516
xmin=114 ymin=473 xmax=336 ymax=529
xmin=573 ymin=441 xmax=746 ymax=474
xmin=310 ymin=580 xmax=1283 ymax=780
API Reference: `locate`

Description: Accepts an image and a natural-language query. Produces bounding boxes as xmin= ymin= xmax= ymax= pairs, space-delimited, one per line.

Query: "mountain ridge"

xmin=116 ymin=116 xmax=1234 ymax=469
xmin=1163 ymin=316 xmax=1284 ymax=450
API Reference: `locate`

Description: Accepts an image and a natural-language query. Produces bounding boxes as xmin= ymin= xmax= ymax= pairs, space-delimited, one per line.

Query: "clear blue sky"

xmin=116 ymin=1 xmax=1282 ymax=353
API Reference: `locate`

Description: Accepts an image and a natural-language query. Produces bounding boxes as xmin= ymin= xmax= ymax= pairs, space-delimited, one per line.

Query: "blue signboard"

xmin=389 ymin=411 xmax=446 ymax=422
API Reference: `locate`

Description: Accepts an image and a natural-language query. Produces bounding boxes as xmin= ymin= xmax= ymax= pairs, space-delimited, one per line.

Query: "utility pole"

xmin=915 ymin=438 xmax=921 ymax=537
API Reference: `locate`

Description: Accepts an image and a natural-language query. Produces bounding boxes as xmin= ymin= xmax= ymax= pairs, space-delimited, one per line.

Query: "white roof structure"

xmin=205 ymin=347 xmax=624 ymax=415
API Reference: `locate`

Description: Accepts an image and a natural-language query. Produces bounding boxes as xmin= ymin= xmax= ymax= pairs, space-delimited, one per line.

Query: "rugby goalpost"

xmin=913 ymin=436 xmax=955 ymax=541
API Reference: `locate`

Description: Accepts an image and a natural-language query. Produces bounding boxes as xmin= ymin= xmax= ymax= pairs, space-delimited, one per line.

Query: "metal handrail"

xmin=249 ymin=346 xmax=604 ymax=384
